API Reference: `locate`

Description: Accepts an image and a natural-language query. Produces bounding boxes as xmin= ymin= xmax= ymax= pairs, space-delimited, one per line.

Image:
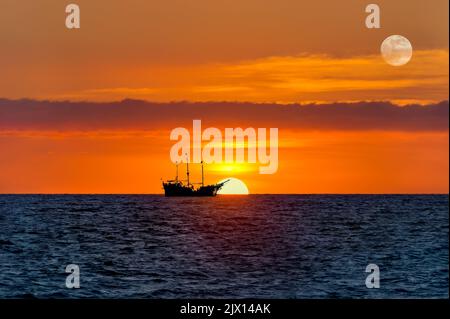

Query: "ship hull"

xmin=163 ymin=182 xmax=225 ymax=197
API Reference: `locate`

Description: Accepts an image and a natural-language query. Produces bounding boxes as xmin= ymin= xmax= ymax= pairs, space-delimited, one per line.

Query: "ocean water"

xmin=0 ymin=195 xmax=448 ymax=299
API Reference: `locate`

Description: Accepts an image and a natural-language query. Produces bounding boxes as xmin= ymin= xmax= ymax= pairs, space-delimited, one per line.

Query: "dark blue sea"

xmin=0 ymin=195 xmax=448 ymax=298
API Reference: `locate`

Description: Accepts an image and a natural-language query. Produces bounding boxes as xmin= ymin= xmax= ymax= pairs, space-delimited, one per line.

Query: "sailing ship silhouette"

xmin=162 ymin=155 xmax=228 ymax=197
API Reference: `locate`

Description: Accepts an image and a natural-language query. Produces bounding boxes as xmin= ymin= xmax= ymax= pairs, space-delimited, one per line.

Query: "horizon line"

xmin=0 ymin=193 xmax=448 ymax=196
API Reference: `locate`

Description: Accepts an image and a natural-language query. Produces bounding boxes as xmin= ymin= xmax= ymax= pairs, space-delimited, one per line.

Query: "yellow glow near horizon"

xmin=217 ymin=178 xmax=249 ymax=195
xmin=210 ymin=163 xmax=255 ymax=173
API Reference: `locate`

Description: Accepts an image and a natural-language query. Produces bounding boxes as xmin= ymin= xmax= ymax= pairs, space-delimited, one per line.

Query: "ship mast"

xmin=185 ymin=153 xmax=190 ymax=186
xmin=201 ymin=161 xmax=204 ymax=187
xmin=175 ymin=161 xmax=178 ymax=182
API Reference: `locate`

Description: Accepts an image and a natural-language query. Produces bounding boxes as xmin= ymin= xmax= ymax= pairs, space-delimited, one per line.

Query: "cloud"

xmin=0 ymin=99 xmax=448 ymax=133
xmin=1 ymin=50 xmax=447 ymax=105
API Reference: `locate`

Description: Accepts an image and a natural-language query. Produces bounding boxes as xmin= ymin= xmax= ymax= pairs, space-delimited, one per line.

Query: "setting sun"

xmin=217 ymin=178 xmax=249 ymax=195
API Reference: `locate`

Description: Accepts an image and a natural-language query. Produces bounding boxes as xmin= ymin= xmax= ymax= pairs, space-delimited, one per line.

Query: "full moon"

xmin=380 ymin=35 xmax=413 ymax=66
xmin=217 ymin=178 xmax=249 ymax=195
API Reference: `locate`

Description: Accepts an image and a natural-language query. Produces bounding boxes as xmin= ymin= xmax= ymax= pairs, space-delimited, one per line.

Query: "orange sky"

xmin=0 ymin=129 xmax=447 ymax=194
xmin=0 ymin=0 xmax=448 ymax=193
